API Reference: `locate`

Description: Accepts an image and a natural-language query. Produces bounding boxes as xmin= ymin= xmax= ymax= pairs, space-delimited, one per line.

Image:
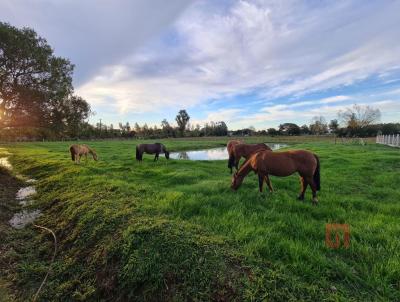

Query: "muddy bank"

xmin=0 ymin=167 xmax=24 ymax=231
xmin=0 ymin=166 xmax=25 ymax=301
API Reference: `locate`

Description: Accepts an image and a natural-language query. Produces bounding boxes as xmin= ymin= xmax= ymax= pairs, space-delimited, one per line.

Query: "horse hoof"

xmin=312 ymin=198 xmax=318 ymax=205
xmin=297 ymin=195 xmax=304 ymax=201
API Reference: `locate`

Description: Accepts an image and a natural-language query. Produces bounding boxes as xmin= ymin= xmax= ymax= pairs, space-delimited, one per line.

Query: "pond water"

xmin=9 ymin=210 xmax=41 ymax=229
xmin=169 ymin=143 xmax=287 ymax=160
xmin=0 ymin=157 xmax=12 ymax=170
xmin=16 ymin=186 xmax=37 ymax=206
xmin=16 ymin=186 xmax=36 ymax=200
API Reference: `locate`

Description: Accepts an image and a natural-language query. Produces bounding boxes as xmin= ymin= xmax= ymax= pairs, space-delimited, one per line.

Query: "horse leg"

xmin=265 ymin=175 xmax=274 ymax=192
xmin=154 ymin=153 xmax=159 ymax=161
xmin=305 ymin=176 xmax=318 ymax=205
xmin=235 ymin=157 xmax=240 ymax=171
xmin=258 ymin=174 xmax=264 ymax=192
xmin=297 ymin=176 xmax=308 ymax=201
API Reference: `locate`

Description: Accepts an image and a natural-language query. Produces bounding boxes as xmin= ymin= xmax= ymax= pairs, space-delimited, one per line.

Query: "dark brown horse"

xmin=228 ymin=143 xmax=272 ymax=173
xmin=231 ymin=150 xmax=320 ymax=205
xmin=136 ymin=143 xmax=169 ymax=161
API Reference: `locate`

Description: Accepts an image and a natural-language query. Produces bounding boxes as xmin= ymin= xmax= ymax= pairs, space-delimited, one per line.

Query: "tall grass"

xmin=1 ymin=137 xmax=399 ymax=301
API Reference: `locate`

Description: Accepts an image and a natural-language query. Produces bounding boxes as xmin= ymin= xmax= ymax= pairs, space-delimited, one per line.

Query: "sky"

xmin=1 ymin=0 xmax=400 ymax=130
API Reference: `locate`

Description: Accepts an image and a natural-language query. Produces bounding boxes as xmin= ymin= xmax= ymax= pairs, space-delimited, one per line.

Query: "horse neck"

xmin=87 ymin=147 xmax=95 ymax=155
xmin=237 ymin=160 xmax=253 ymax=178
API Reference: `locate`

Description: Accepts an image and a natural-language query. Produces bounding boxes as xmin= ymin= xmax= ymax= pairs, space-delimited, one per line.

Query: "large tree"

xmin=0 ymin=22 xmax=90 ymax=134
xmin=329 ymin=119 xmax=339 ymax=134
xmin=309 ymin=116 xmax=328 ymax=135
xmin=175 ymin=109 xmax=190 ymax=135
xmin=279 ymin=123 xmax=300 ymax=135
xmin=338 ymin=104 xmax=381 ymax=133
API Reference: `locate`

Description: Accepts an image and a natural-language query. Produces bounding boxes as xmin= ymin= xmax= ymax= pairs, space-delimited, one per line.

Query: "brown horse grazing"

xmin=227 ymin=140 xmax=243 ymax=173
xmin=228 ymin=143 xmax=272 ymax=173
xmin=69 ymin=144 xmax=98 ymax=164
xmin=231 ymin=150 xmax=320 ymax=205
xmin=136 ymin=143 xmax=169 ymax=161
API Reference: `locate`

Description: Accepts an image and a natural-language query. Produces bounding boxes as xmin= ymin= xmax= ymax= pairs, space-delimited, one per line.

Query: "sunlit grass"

xmin=1 ymin=137 xmax=399 ymax=301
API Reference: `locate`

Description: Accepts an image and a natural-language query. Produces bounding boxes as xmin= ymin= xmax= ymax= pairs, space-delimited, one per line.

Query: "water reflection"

xmin=169 ymin=143 xmax=287 ymax=160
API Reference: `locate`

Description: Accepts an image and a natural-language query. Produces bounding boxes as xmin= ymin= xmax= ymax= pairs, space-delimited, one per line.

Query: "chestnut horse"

xmin=231 ymin=150 xmax=320 ymax=205
xmin=227 ymin=140 xmax=243 ymax=173
xmin=228 ymin=143 xmax=272 ymax=173
xmin=69 ymin=144 xmax=98 ymax=164
xmin=136 ymin=143 xmax=170 ymax=161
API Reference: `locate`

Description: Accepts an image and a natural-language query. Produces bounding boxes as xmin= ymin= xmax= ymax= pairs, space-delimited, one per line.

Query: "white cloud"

xmin=232 ymin=99 xmax=400 ymax=129
xmin=2 ymin=0 xmax=400 ymax=126
xmin=285 ymin=95 xmax=351 ymax=108
xmin=77 ymin=0 xmax=400 ymax=115
xmin=190 ymin=108 xmax=244 ymax=126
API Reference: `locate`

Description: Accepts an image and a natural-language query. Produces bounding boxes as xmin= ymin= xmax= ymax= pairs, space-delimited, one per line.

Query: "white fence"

xmin=376 ymin=134 xmax=400 ymax=147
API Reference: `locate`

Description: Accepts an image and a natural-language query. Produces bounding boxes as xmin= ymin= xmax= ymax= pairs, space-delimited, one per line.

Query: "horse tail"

xmin=313 ymin=154 xmax=320 ymax=191
xmin=136 ymin=146 xmax=140 ymax=160
xmin=69 ymin=146 xmax=75 ymax=161
xmin=228 ymin=153 xmax=235 ymax=170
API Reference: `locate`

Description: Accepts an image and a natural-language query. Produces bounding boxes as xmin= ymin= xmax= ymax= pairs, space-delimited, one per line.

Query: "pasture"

xmin=0 ymin=137 xmax=399 ymax=301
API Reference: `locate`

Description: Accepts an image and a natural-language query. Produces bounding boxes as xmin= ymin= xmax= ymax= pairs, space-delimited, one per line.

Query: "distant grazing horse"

xmin=231 ymin=150 xmax=320 ymax=205
xmin=136 ymin=143 xmax=170 ymax=161
xmin=228 ymin=143 xmax=272 ymax=173
xmin=69 ymin=144 xmax=98 ymax=164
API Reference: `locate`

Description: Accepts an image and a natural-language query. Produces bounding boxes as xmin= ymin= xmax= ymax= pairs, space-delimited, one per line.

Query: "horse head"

xmin=91 ymin=149 xmax=98 ymax=161
xmin=231 ymin=171 xmax=243 ymax=190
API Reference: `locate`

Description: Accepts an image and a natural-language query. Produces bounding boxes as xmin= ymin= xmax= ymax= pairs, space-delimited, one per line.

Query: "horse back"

xmin=236 ymin=143 xmax=270 ymax=159
xmin=256 ymin=150 xmax=316 ymax=176
xmin=138 ymin=143 xmax=162 ymax=154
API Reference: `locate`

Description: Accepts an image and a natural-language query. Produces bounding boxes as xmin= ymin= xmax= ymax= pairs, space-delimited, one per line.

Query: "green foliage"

xmin=2 ymin=137 xmax=400 ymax=301
xmin=175 ymin=110 xmax=190 ymax=135
xmin=0 ymin=22 xmax=90 ymax=135
xmin=278 ymin=123 xmax=301 ymax=136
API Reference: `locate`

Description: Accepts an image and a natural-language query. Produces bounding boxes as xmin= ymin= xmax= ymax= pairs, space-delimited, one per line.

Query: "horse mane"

xmin=158 ymin=143 xmax=168 ymax=153
xmin=236 ymin=157 xmax=254 ymax=178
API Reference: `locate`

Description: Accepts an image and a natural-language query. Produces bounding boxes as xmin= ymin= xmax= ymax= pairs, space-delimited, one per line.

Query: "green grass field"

xmin=0 ymin=137 xmax=399 ymax=301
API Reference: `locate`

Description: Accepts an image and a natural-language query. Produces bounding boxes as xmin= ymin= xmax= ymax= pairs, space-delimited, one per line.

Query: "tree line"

xmin=73 ymin=110 xmax=228 ymax=139
xmin=248 ymin=105 xmax=398 ymax=137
